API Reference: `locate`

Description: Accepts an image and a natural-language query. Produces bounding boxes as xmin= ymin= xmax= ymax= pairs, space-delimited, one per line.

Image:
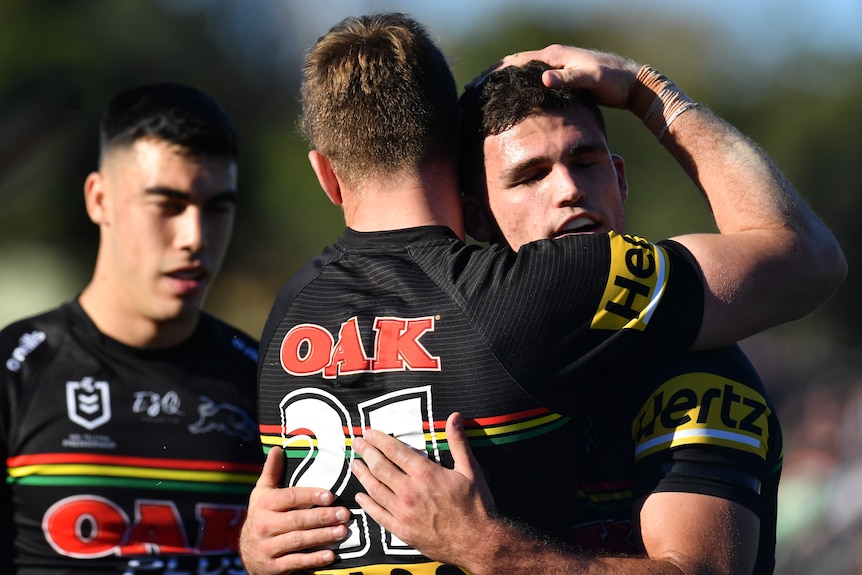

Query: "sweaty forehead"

xmin=485 ymin=111 xmax=600 ymax=163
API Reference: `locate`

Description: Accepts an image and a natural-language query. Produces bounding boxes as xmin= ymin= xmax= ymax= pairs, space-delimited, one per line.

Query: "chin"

xmin=152 ymin=300 xmax=201 ymax=325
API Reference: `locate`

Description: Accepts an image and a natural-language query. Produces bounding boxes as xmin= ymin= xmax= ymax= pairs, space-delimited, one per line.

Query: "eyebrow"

xmin=497 ymin=141 xmax=607 ymax=185
xmin=144 ymin=187 xmax=238 ymax=205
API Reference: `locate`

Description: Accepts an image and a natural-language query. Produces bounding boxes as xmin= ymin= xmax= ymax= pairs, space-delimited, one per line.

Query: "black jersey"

xmin=571 ymin=345 xmax=781 ymax=574
xmin=258 ymin=226 xmax=704 ymax=575
xmin=1 ymin=300 xmax=261 ymax=575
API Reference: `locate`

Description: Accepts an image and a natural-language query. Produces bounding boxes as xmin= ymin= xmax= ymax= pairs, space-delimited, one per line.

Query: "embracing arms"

xmin=350 ymin=412 xmax=758 ymax=575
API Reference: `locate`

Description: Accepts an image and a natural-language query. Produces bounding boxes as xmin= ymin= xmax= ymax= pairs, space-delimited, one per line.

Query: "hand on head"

xmin=468 ymin=45 xmax=640 ymax=109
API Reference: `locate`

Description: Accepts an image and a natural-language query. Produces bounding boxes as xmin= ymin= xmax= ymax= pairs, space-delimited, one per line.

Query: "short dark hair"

xmin=299 ymin=12 xmax=459 ymax=189
xmin=99 ymin=82 xmax=238 ymax=164
xmin=459 ymin=61 xmax=606 ymax=198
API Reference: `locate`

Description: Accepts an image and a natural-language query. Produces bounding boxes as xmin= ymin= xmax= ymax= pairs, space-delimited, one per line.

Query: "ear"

xmin=83 ymin=171 xmax=108 ymax=225
xmin=612 ymin=153 xmax=629 ymax=203
xmin=308 ymin=150 xmax=342 ymax=206
xmin=463 ymin=195 xmax=495 ymax=243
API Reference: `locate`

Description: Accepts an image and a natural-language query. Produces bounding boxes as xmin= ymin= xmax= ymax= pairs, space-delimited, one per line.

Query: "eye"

xmin=205 ymin=200 xmax=236 ymax=216
xmin=157 ymin=200 xmax=186 ymax=216
xmin=514 ymin=167 xmax=549 ymax=187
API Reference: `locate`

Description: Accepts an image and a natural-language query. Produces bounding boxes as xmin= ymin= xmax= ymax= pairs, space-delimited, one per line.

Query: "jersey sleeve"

xmin=460 ymin=233 xmax=704 ymax=411
xmin=630 ymin=346 xmax=780 ymax=517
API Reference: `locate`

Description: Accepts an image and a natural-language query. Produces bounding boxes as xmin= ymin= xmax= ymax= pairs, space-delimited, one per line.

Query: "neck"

xmin=342 ymin=163 xmax=465 ymax=240
xmin=78 ymin=278 xmax=198 ymax=350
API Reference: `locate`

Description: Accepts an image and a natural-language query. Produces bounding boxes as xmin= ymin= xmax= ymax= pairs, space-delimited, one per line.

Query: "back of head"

xmin=459 ymin=61 xmax=606 ymax=198
xmin=99 ymin=82 xmax=238 ymax=165
xmin=300 ymin=12 xmax=459 ymax=189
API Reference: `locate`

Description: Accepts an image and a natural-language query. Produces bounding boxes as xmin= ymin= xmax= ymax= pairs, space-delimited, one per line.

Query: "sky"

xmin=283 ymin=0 xmax=862 ymax=60
xmin=174 ymin=0 xmax=862 ymax=91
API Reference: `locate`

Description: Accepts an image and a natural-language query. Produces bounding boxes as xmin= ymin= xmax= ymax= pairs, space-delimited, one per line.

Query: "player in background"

xmin=1 ymin=82 xmax=260 ymax=574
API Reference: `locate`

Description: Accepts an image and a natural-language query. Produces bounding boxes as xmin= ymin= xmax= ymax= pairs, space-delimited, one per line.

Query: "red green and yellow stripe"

xmin=7 ymin=453 xmax=261 ymax=493
xmin=259 ymin=406 xmax=571 ymax=456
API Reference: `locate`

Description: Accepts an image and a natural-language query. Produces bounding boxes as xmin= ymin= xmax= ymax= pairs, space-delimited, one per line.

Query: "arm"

xmin=499 ymin=46 xmax=846 ymax=349
xmin=352 ymin=413 xmax=757 ymax=575
xmin=239 ymin=447 xmax=351 ymax=575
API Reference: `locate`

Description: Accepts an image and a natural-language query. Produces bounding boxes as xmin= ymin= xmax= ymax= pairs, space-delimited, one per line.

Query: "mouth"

xmin=165 ymin=265 xmax=209 ymax=294
xmin=553 ymin=216 xmax=601 ymax=238
xmin=167 ymin=266 xmax=208 ymax=281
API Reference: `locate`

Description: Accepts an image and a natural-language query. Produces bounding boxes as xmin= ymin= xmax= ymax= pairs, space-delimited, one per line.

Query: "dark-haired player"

xmin=1 ymin=82 xmax=260 ymax=574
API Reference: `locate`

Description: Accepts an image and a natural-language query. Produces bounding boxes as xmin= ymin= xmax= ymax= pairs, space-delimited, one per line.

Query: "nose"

xmin=176 ymin=206 xmax=207 ymax=254
xmin=552 ymin=166 xmax=585 ymax=207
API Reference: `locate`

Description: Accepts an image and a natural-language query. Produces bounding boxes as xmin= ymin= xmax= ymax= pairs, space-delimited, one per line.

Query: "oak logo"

xmin=633 ymin=374 xmax=770 ymax=460
xmin=42 ymin=495 xmax=244 ymax=558
xmin=280 ymin=316 xmax=441 ymax=378
xmin=591 ymin=233 xmax=667 ymax=333
xmin=66 ymin=377 xmax=111 ymax=430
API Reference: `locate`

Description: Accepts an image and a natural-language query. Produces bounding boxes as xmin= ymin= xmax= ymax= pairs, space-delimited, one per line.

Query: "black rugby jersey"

xmin=1 ymin=300 xmax=260 ymax=575
xmin=572 ymin=345 xmax=781 ymax=574
xmin=258 ymin=226 xmax=704 ymax=575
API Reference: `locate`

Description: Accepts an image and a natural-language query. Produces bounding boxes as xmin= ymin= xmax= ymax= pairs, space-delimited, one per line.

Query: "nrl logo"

xmin=66 ymin=377 xmax=112 ymax=430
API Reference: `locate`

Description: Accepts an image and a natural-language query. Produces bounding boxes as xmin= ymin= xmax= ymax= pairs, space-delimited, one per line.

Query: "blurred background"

xmin=1 ymin=1 xmax=859 ymax=571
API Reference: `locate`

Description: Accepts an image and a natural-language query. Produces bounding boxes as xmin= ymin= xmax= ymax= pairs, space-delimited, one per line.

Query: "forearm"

xmin=629 ymin=66 xmax=846 ymax=345
xmin=459 ymin=515 xmax=684 ymax=575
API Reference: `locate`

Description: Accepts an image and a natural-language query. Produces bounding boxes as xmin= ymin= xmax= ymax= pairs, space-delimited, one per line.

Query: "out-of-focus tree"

xmin=2 ymin=2 xmax=858 ymax=346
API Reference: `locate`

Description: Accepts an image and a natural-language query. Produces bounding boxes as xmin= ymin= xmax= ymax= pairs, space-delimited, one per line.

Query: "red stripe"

xmin=466 ymin=406 xmax=552 ymax=427
xmin=260 ymin=406 xmax=555 ymax=437
xmin=7 ymin=453 xmax=262 ymax=473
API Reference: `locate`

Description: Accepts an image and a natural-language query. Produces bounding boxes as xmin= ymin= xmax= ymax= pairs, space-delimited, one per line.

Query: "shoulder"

xmin=1 ymin=304 xmax=72 ymax=373
xmin=196 ymin=312 xmax=259 ymax=365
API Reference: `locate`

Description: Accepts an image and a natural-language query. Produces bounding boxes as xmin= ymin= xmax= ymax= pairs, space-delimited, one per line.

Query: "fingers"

xmin=273 ymin=510 xmax=350 ymax=551
xmin=351 ymin=444 xmax=399 ymax=534
xmin=471 ymin=44 xmax=638 ymax=109
xmin=240 ymin=491 xmax=350 ymax=574
xmin=445 ymin=413 xmax=495 ymax=513
xmin=445 ymin=412 xmax=474 ymax=478
xmin=241 ymin=528 xmax=341 ymax=575
xmin=267 ymin=548 xmax=338 ymax=574
xmin=256 ymin=446 xmax=285 ymax=488
xmin=254 ymin=448 xmax=336 ymax=511
xmin=351 ymin=436 xmax=398 ymax=506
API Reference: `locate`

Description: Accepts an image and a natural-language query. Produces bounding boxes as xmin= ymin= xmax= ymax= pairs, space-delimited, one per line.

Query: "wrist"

xmin=626 ymin=65 xmax=699 ymax=141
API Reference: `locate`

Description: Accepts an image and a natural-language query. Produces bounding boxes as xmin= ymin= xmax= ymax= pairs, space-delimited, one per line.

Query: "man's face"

xmin=94 ymin=138 xmax=237 ymax=325
xmin=480 ymin=107 xmax=628 ymax=250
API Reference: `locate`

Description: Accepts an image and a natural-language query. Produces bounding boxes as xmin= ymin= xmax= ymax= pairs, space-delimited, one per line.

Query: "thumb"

xmin=257 ymin=446 xmax=285 ymax=488
xmin=446 ymin=412 xmax=495 ymax=512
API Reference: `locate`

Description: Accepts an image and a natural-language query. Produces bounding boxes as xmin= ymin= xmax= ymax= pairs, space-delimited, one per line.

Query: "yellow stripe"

xmin=9 ymin=464 xmax=255 ymax=483
xmin=465 ymin=412 xmax=563 ymax=438
xmin=261 ymin=412 xmax=564 ymax=446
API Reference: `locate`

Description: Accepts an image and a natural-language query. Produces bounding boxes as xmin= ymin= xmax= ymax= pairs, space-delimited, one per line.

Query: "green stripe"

xmin=8 ymin=475 xmax=254 ymax=494
xmin=276 ymin=416 xmax=572 ymax=458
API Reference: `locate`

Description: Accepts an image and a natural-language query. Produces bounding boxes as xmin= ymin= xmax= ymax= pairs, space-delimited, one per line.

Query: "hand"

xmin=351 ymin=412 xmax=495 ymax=565
xmin=469 ymin=45 xmax=640 ymax=109
xmin=239 ymin=446 xmax=351 ymax=575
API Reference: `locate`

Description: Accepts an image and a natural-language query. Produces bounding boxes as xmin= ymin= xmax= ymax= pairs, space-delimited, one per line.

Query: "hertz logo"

xmin=591 ymin=233 xmax=667 ymax=332
xmin=632 ymin=373 xmax=770 ymax=461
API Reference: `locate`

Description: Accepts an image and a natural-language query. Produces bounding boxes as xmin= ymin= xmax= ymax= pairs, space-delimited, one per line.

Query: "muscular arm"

xmin=352 ymin=413 xmax=757 ymax=575
xmin=498 ymin=46 xmax=846 ymax=349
